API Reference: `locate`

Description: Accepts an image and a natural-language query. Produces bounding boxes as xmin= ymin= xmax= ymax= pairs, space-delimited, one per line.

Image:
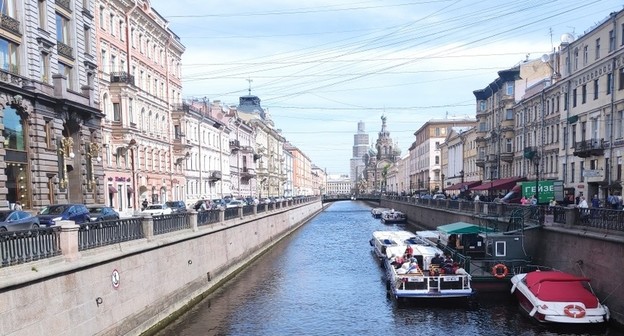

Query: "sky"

xmin=153 ymin=0 xmax=623 ymax=175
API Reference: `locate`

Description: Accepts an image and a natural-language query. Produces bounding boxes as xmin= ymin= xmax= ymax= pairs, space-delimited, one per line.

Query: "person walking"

xmin=591 ymin=195 xmax=600 ymax=208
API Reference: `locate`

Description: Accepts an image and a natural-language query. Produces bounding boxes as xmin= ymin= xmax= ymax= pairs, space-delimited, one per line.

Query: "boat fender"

xmin=491 ymin=263 xmax=509 ymax=279
xmin=510 ymin=283 xmax=516 ymax=294
xmin=529 ymin=306 xmax=538 ymax=317
xmin=563 ymin=304 xmax=586 ymax=318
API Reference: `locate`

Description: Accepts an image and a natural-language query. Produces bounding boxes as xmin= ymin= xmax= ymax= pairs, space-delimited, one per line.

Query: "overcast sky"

xmin=154 ymin=0 xmax=622 ymax=175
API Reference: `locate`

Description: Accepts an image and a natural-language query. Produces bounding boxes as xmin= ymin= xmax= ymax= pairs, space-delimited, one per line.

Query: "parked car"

xmin=433 ymin=193 xmax=446 ymax=200
xmin=165 ymin=201 xmax=187 ymax=213
xmin=37 ymin=204 xmax=90 ymax=227
xmin=141 ymin=204 xmax=172 ymax=216
xmin=211 ymin=199 xmax=226 ymax=210
xmin=87 ymin=206 xmax=120 ymax=222
xmin=0 ymin=210 xmax=40 ymax=232
xmin=226 ymin=200 xmax=245 ymax=208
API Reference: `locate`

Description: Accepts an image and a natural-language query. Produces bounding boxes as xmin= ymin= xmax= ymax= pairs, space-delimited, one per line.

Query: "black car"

xmin=88 ymin=206 xmax=120 ymax=222
xmin=165 ymin=201 xmax=187 ymax=213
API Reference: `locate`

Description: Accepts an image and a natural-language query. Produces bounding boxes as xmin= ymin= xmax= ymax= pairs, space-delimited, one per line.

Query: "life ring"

xmin=491 ymin=263 xmax=509 ymax=279
xmin=563 ymin=304 xmax=586 ymax=318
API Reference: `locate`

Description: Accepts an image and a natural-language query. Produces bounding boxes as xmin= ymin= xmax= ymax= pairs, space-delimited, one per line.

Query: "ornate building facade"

xmin=363 ymin=115 xmax=400 ymax=193
xmin=96 ymin=0 xmax=185 ymax=213
xmin=0 ymin=0 xmax=104 ymax=210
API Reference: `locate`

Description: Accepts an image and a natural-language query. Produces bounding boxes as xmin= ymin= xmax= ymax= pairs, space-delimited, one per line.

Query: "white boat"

xmin=371 ymin=207 xmax=390 ymax=218
xmin=370 ymin=230 xmax=474 ymax=300
xmin=510 ymin=271 xmax=610 ymax=324
xmin=380 ymin=209 xmax=407 ymax=224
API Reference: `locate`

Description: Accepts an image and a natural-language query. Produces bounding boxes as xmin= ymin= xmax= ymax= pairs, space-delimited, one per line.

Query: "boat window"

xmin=495 ymin=241 xmax=506 ymax=257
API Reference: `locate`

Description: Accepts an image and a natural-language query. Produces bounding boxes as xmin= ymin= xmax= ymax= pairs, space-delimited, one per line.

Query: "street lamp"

xmin=459 ymin=170 xmax=464 ymax=183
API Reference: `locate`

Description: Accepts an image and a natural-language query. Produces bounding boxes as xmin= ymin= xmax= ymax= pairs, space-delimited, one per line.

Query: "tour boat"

xmin=380 ymin=209 xmax=407 ymax=224
xmin=370 ymin=230 xmax=474 ymax=300
xmin=510 ymin=271 xmax=610 ymax=324
xmin=371 ymin=207 xmax=390 ymax=218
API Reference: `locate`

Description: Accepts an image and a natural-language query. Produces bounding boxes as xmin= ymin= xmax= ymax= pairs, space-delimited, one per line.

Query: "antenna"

xmin=246 ymin=77 xmax=253 ymax=95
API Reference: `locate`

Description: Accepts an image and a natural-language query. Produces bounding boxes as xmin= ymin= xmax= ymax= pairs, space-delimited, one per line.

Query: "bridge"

xmin=322 ymin=194 xmax=381 ymax=203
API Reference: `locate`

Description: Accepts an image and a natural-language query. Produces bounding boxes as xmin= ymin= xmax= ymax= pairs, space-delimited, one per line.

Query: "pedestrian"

xmin=530 ymin=195 xmax=538 ymax=205
xmin=591 ymin=195 xmax=600 ymax=208
xmin=520 ymin=196 xmax=528 ymax=205
xmin=13 ymin=201 xmax=22 ymax=211
xmin=141 ymin=199 xmax=148 ymax=210
xmin=578 ymin=196 xmax=588 ymax=208
xmin=575 ymin=192 xmax=583 ymax=206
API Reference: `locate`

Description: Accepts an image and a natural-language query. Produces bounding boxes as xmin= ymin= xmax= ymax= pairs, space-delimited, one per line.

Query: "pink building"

xmin=96 ymin=0 xmax=185 ymax=214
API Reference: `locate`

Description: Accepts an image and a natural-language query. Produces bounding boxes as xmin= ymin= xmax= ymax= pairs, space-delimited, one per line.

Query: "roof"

xmin=525 ymin=271 xmax=598 ymax=308
xmin=437 ymin=222 xmax=495 ymax=234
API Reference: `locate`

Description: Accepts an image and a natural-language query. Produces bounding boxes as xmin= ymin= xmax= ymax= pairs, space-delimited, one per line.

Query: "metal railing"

xmin=197 ymin=210 xmax=219 ymax=226
xmin=0 ymin=197 xmax=319 ymax=267
xmin=0 ymin=227 xmax=61 ymax=267
xmin=577 ymin=208 xmax=624 ymax=231
xmin=78 ymin=218 xmax=144 ymax=251
xmin=153 ymin=213 xmax=190 ymax=235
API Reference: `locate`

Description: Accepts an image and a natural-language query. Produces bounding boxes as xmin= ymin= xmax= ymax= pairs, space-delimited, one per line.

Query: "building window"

xmin=618 ymin=157 xmax=622 ymax=181
xmin=581 ymin=84 xmax=586 ymax=104
xmin=128 ymin=98 xmax=134 ymax=123
xmin=84 ymin=27 xmax=91 ymax=54
xmin=119 ymin=20 xmax=125 ymax=41
xmin=583 ymin=45 xmax=588 ymax=65
xmin=479 ymin=101 xmax=486 ymax=111
xmin=3 ymin=106 xmax=30 ymax=209
xmin=609 ymin=30 xmax=616 ymax=52
xmin=562 ymin=163 xmax=567 ymax=183
xmin=570 ymin=162 xmax=575 ymax=183
xmin=594 ymin=79 xmax=599 ymax=100
xmin=1 ymin=0 xmax=16 ymax=17
xmin=619 ymin=111 xmax=624 ymax=139
xmin=595 ymin=38 xmax=600 ymax=59
xmin=572 ymin=89 xmax=577 ymax=107
xmin=99 ymin=6 xmax=105 ymax=28
xmin=580 ymin=161 xmax=584 ymax=182
xmin=506 ymin=82 xmax=513 ymax=95
xmin=573 ymin=48 xmax=578 ymax=70
xmin=45 ymin=119 xmax=53 ymax=148
xmin=40 ymin=52 xmax=49 ymax=83
xmin=55 ymin=13 xmax=70 ymax=45
xmin=58 ymin=62 xmax=73 ymax=90
xmin=38 ymin=0 xmax=47 ymax=27
xmin=113 ymin=102 xmax=121 ymax=121
xmin=109 ymin=14 xmax=114 ymax=35
xmin=506 ymin=109 xmax=513 ymax=120
xmin=607 ymin=73 xmax=613 ymax=95
xmin=0 ymin=37 xmax=19 ymax=74
xmin=619 ymin=68 xmax=624 ymax=90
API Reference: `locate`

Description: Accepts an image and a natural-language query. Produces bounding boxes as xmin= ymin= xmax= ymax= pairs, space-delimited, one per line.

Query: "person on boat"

xmin=407 ymin=259 xmax=420 ymax=274
xmin=391 ymin=255 xmax=405 ymax=269
xmin=404 ymin=244 xmax=413 ymax=259
xmin=447 ymin=234 xmax=457 ymax=249
xmin=442 ymin=254 xmax=454 ymax=274
xmin=431 ymin=253 xmax=443 ymax=267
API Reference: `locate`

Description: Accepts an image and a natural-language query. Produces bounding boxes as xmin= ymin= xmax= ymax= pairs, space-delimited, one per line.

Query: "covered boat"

xmin=370 ymin=230 xmax=474 ymax=300
xmin=380 ymin=209 xmax=407 ymax=224
xmin=510 ymin=271 xmax=609 ymax=324
xmin=371 ymin=207 xmax=390 ymax=218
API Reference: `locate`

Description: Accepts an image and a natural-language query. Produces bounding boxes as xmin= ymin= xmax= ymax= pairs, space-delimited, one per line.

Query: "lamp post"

xmin=533 ymin=154 xmax=540 ymax=204
xmin=441 ymin=173 xmax=445 ymax=194
xmin=459 ymin=170 xmax=464 ymax=183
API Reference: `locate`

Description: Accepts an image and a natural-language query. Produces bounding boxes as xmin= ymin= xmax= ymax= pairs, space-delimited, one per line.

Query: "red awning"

xmin=471 ymin=177 xmax=526 ymax=191
xmin=445 ymin=181 xmax=482 ymax=191
xmin=108 ymin=185 xmax=118 ymax=194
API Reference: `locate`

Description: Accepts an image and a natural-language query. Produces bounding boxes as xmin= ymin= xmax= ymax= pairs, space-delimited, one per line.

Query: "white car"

xmin=226 ymin=200 xmax=245 ymax=208
xmin=141 ymin=204 xmax=173 ymax=216
xmin=432 ymin=193 xmax=446 ymax=200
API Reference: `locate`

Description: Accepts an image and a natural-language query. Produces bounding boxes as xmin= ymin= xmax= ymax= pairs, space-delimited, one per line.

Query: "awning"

xmin=437 ymin=222 xmax=495 ymax=234
xmin=127 ymin=186 xmax=134 ymax=194
xmin=472 ymin=177 xmax=526 ymax=191
xmin=445 ymin=181 xmax=482 ymax=191
xmin=108 ymin=185 xmax=118 ymax=194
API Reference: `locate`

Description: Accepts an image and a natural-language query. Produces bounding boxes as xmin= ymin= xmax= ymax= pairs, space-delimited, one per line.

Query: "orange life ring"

xmin=491 ymin=263 xmax=509 ymax=279
xmin=563 ymin=304 xmax=586 ymax=318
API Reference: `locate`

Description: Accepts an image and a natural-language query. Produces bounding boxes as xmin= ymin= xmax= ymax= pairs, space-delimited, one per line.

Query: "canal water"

xmin=156 ymin=201 xmax=619 ymax=336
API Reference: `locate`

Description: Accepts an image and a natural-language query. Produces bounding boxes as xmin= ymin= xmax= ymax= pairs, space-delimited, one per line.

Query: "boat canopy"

xmin=525 ymin=271 xmax=599 ymax=309
xmin=437 ymin=222 xmax=495 ymax=234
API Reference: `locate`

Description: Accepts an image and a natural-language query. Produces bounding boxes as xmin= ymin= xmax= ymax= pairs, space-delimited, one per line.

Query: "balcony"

xmin=500 ymin=152 xmax=513 ymax=163
xmin=173 ymin=137 xmax=192 ymax=151
xmin=110 ymin=72 xmax=135 ymax=85
xmin=486 ymin=154 xmax=498 ymax=163
xmin=57 ymin=41 xmax=74 ymax=60
xmin=230 ymin=140 xmax=240 ymax=152
xmin=208 ymin=171 xmax=222 ymax=181
xmin=241 ymin=167 xmax=256 ymax=180
xmin=476 ymin=156 xmax=485 ymax=168
xmin=500 ymin=118 xmax=514 ymax=132
xmin=475 ymin=136 xmax=487 ymax=144
xmin=1 ymin=14 xmax=21 ymax=36
xmin=573 ymin=139 xmax=605 ymax=158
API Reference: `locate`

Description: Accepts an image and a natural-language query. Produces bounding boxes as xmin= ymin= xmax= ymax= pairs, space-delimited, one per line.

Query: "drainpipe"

xmin=608 ymin=13 xmax=617 ymax=191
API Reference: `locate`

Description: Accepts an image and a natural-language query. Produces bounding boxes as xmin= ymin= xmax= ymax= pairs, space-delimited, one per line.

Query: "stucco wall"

xmin=0 ymin=202 xmax=322 ymax=336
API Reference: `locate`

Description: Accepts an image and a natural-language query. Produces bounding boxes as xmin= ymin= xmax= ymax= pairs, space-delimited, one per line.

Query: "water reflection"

xmin=156 ymin=201 xmax=620 ymax=336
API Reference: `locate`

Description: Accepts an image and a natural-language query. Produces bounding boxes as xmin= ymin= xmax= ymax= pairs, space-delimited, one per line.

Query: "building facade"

xmin=0 ymin=0 xmax=105 ymax=211
xmin=326 ymin=174 xmax=351 ymax=195
xmin=96 ymin=0 xmax=185 ymax=213
xmin=362 ymin=115 xmax=400 ymax=193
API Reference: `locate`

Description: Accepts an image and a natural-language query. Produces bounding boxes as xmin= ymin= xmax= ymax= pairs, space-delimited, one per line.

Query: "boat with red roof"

xmin=510 ymin=270 xmax=610 ymax=324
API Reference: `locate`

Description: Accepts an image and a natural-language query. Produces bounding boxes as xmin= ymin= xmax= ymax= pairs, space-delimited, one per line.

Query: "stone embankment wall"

xmin=0 ymin=202 xmax=322 ymax=336
xmin=382 ymin=199 xmax=624 ymax=327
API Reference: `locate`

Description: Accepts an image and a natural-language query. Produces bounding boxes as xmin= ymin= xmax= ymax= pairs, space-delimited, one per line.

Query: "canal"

xmin=155 ymin=201 xmax=619 ymax=336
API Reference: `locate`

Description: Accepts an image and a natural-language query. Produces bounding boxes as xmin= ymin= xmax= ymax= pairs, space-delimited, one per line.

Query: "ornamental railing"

xmin=78 ymin=218 xmax=144 ymax=250
xmin=0 ymin=227 xmax=61 ymax=267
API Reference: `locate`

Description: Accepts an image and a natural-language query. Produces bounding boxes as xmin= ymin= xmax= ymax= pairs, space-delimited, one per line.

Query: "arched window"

xmin=148 ymin=110 xmax=152 ymax=133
